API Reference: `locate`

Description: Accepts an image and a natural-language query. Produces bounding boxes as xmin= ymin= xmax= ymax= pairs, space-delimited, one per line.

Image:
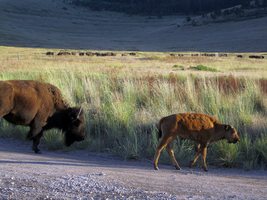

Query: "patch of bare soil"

xmin=0 ymin=0 xmax=266 ymax=52
xmin=1 ymin=137 xmax=267 ymax=199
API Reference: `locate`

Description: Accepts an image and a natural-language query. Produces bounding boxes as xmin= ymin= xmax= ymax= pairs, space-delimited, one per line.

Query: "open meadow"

xmin=0 ymin=46 xmax=267 ymax=171
xmin=1 ymin=0 xmax=267 ymax=198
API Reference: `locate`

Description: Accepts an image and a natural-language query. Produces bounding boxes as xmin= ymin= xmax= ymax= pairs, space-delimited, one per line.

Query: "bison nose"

xmin=234 ymin=138 xmax=240 ymax=144
xmin=77 ymin=135 xmax=85 ymax=141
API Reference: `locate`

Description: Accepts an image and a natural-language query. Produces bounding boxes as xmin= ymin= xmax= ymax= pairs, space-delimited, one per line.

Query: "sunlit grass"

xmin=0 ymin=46 xmax=267 ymax=170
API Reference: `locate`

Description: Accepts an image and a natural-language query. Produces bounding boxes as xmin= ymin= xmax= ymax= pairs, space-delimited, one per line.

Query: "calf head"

xmin=65 ymin=106 xmax=86 ymax=146
xmin=224 ymin=125 xmax=240 ymax=144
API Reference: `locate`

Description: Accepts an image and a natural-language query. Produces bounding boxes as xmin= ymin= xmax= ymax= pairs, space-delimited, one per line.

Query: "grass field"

xmin=0 ymin=46 xmax=267 ymax=170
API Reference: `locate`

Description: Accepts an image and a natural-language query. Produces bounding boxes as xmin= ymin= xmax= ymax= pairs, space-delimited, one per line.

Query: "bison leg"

xmin=201 ymin=147 xmax=208 ymax=171
xmin=27 ymin=121 xmax=44 ymax=153
xmin=153 ymin=137 xmax=172 ymax=170
xmin=166 ymin=139 xmax=181 ymax=170
xmin=190 ymin=143 xmax=201 ymax=168
xmin=190 ymin=143 xmax=209 ymax=171
xmin=31 ymin=131 xmax=43 ymax=154
xmin=190 ymin=153 xmax=201 ymax=168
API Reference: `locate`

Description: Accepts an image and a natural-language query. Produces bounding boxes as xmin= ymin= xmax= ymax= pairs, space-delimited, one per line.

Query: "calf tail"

xmin=157 ymin=117 xmax=165 ymax=140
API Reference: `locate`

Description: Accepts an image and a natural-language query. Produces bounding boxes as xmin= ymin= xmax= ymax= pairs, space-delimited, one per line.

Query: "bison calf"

xmin=0 ymin=80 xmax=86 ymax=153
xmin=153 ymin=113 xmax=240 ymax=171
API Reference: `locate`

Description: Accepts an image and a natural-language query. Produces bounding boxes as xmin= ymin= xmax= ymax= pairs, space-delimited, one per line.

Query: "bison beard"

xmin=0 ymin=80 xmax=86 ymax=154
xmin=42 ymin=107 xmax=85 ymax=148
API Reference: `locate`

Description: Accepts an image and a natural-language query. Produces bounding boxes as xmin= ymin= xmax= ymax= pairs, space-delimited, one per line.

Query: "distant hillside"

xmin=0 ymin=0 xmax=266 ymax=52
xmin=71 ymin=0 xmax=267 ymax=16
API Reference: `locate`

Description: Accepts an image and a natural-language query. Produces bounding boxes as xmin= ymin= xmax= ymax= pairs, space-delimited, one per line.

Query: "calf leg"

xmin=190 ymin=143 xmax=201 ymax=167
xmin=166 ymin=139 xmax=180 ymax=170
xmin=201 ymin=147 xmax=208 ymax=171
xmin=153 ymin=137 xmax=172 ymax=170
xmin=190 ymin=143 xmax=209 ymax=171
xmin=190 ymin=153 xmax=201 ymax=168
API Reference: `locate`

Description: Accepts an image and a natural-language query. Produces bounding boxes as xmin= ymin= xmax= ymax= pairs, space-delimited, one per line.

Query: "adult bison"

xmin=0 ymin=80 xmax=85 ymax=153
xmin=153 ymin=113 xmax=240 ymax=171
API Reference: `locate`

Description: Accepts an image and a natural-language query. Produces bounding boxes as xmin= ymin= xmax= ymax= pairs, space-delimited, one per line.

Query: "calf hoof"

xmin=204 ymin=168 xmax=208 ymax=172
xmin=35 ymin=150 xmax=42 ymax=154
xmin=154 ymin=166 xmax=159 ymax=170
xmin=175 ymin=165 xmax=181 ymax=170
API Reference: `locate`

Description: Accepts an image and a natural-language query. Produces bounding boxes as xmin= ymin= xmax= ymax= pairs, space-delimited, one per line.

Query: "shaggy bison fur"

xmin=0 ymin=80 xmax=86 ymax=153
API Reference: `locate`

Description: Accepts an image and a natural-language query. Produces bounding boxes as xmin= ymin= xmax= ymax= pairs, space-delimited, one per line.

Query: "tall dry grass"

xmin=0 ymin=46 xmax=267 ymax=170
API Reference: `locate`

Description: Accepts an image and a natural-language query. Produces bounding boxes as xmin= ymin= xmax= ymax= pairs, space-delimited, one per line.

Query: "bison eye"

xmin=72 ymin=120 xmax=80 ymax=127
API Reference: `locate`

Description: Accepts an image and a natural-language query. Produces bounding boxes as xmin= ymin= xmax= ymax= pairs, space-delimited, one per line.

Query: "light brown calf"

xmin=153 ymin=113 xmax=240 ymax=171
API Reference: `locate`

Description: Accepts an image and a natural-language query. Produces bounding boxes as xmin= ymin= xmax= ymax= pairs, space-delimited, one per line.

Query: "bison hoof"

xmin=204 ymin=168 xmax=208 ymax=172
xmin=154 ymin=166 xmax=159 ymax=170
xmin=175 ymin=166 xmax=181 ymax=170
xmin=35 ymin=150 xmax=42 ymax=154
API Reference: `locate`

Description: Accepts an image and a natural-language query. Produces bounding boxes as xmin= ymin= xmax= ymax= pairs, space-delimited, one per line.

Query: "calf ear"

xmin=225 ymin=125 xmax=230 ymax=131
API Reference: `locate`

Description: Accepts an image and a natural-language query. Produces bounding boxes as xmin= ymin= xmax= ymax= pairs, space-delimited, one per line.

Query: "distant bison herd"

xmin=46 ymin=51 xmax=265 ymax=59
xmin=168 ymin=53 xmax=265 ymax=59
xmin=46 ymin=51 xmax=136 ymax=57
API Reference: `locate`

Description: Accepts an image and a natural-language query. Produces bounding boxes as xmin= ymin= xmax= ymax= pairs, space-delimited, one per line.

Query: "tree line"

xmin=71 ymin=0 xmax=267 ymax=15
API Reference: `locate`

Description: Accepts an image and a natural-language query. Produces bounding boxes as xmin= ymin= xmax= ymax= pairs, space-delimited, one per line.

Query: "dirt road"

xmin=0 ymin=137 xmax=266 ymax=199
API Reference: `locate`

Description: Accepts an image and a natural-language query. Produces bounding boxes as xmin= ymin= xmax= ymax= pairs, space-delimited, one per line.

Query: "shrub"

xmin=195 ymin=65 xmax=219 ymax=72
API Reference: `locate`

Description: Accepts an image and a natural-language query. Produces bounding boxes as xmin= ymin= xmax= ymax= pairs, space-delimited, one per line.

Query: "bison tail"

xmin=157 ymin=129 xmax=162 ymax=140
xmin=157 ymin=117 xmax=165 ymax=140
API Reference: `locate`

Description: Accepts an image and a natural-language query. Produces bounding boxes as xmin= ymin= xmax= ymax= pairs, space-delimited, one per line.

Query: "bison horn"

xmin=75 ymin=106 xmax=82 ymax=119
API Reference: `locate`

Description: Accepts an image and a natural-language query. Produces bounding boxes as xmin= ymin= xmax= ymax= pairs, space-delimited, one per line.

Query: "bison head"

xmin=224 ymin=125 xmax=240 ymax=144
xmin=65 ymin=106 xmax=86 ymax=146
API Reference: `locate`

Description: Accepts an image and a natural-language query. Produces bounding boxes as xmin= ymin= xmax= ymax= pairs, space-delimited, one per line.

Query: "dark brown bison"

xmin=57 ymin=51 xmax=70 ymax=56
xmin=237 ymin=55 xmax=243 ymax=58
xmin=249 ymin=55 xmax=264 ymax=59
xmin=0 ymin=80 xmax=86 ymax=154
xmin=46 ymin=52 xmax=54 ymax=56
xmin=57 ymin=51 xmax=64 ymax=56
xmin=86 ymin=52 xmax=94 ymax=56
xmin=153 ymin=113 xmax=240 ymax=171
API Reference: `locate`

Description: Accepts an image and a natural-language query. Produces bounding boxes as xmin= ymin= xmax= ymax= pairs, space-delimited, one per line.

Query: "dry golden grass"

xmin=1 ymin=46 xmax=266 ymax=78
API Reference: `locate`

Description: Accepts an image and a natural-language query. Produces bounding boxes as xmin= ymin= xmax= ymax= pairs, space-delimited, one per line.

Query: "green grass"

xmin=0 ymin=46 xmax=267 ymax=170
xmin=195 ymin=64 xmax=219 ymax=72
